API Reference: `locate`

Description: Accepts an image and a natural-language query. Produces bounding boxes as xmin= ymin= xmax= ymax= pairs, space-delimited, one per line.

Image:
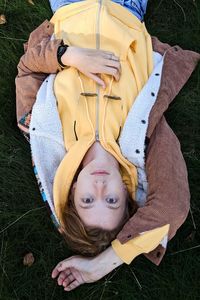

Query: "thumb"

xmin=57 ymin=258 xmax=76 ymax=271
xmin=87 ymin=72 xmax=106 ymax=89
xmin=51 ymin=258 xmax=75 ymax=278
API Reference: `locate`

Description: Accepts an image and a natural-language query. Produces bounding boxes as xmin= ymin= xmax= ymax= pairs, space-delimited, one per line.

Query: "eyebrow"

xmin=79 ymin=205 xmax=120 ymax=210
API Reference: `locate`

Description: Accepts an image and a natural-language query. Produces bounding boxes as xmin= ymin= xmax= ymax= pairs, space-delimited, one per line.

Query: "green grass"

xmin=0 ymin=0 xmax=200 ymax=299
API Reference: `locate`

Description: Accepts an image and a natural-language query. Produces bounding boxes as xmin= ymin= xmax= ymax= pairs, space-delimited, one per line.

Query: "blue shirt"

xmin=49 ymin=0 xmax=148 ymax=21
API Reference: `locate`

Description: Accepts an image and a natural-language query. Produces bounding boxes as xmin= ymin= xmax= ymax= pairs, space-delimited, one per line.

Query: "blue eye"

xmin=82 ymin=197 xmax=94 ymax=204
xmin=106 ymin=197 xmax=118 ymax=204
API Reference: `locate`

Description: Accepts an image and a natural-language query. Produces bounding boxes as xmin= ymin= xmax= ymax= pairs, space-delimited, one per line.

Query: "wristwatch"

xmin=57 ymin=44 xmax=69 ymax=69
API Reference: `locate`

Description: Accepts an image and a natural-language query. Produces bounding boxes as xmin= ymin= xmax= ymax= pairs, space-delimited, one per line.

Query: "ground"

xmin=0 ymin=0 xmax=199 ymax=299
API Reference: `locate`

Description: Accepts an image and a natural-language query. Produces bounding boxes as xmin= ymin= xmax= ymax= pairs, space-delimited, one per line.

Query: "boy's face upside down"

xmin=72 ymin=158 xmax=128 ymax=231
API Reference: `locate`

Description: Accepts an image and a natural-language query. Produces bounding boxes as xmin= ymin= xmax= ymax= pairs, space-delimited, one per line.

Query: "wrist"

xmin=93 ymin=246 xmax=123 ymax=277
xmin=60 ymin=46 xmax=75 ymax=67
xmin=57 ymin=44 xmax=70 ymax=68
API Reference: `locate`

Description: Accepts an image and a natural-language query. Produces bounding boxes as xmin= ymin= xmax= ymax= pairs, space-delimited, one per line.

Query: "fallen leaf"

xmin=23 ymin=252 xmax=35 ymax=267
xmin=27 ymin=0 xmax=35 ymax=5
xmin=0 ymin=14 xmax=6 ymax=25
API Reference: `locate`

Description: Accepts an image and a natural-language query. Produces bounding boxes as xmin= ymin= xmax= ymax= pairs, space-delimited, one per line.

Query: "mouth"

xmin=90 ymin=170 xmax=110 ymax=175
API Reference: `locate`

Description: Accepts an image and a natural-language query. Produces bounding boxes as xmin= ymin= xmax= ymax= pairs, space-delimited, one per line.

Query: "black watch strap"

xmin=57 ymin=44 xmax=69 ymax=68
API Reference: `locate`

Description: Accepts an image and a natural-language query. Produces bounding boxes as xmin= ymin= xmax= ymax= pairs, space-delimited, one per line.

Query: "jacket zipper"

xmin=95 ymin=0 xmax=103 ymax=141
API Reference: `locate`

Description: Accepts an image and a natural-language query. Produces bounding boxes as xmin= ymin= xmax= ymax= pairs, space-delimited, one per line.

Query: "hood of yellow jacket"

xmin=51 ymin=0 xmax=153 ymax=226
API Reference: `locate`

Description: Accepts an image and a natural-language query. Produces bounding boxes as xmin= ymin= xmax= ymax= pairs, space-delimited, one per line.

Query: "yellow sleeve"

xmin=111 ymin=224 xmax=170 ymax=264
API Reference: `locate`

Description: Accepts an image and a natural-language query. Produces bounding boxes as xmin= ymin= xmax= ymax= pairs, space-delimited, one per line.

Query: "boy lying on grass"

xmin=16 ymin=0 xmax=200 ymax=292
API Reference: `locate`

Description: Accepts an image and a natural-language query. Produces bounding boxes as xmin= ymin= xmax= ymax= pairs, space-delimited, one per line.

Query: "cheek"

xmin=112 ymin=173 xmax=125 ymax=188
xmin=110 ymin=179 xmax=126 ymax=198
xmin=76 ymin=173 xmax=90 ymax=193
xmin=75 ymin=206 xmax=97 ymax=226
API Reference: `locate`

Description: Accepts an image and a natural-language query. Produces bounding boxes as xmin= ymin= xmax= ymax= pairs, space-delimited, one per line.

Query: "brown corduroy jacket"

xmin=15 ymin=20 xmax=200 ymax=265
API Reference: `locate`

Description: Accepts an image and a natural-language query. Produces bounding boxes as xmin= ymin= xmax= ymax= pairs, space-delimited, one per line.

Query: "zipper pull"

xmin=95 ymin=130 xmax=99 ymax=141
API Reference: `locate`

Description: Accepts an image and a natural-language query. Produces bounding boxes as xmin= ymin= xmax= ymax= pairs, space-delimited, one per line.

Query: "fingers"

xmin=89 ymin=49 xmax=119 ymax=60
xmin=57 ymin=270 xmax=72 ymax=286
xmin=55 ymin=260 xmax=71 ymax=272
xmin=103 ymin=53 xmax=120 ymax=62
xmin=103 ymin=58 xmax=121 ymax=71
xmin=51 ymin=267 xmax=59 ymax=279
xmin=97 ymin=58 xmax=121 ymax=81
xmin=100 ymin=50 xmax=119 ymax=60
xmin=51 ymin=257 xmax=84 ymax=292
xmin=56 ymin=271 xmax=81 ymax=291
xmin=74 ymin=47 xmax=121 ymax=84
xmin=62 ymin=273 xmax=75 ymax=287
xmin=89 ymin=49 xmax=121 ymax=71
xmin=61 ymin=271 xmax=82 ymax=292
xmin=51 ymin=259 xmax=72 ymax=278
xmin=101 ymin=66 xmax=120 ymax=81
xmin=87 ymin=72 xmax=106 ymax=89
xmin=64 ymin=280 xmax=81 ymax=292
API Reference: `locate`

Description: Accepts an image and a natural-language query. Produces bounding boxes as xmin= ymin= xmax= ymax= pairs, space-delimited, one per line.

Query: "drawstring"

xmin=74 ymin=72 xmax=123 ymax=142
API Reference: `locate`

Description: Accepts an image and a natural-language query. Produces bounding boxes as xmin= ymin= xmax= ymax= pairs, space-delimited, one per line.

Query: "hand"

xmin=51 ymin=246 xmax=123 ymax=291
xmin=52 ymin=255 xmax=101 ymax=292
xmin=61 ymin=46 xmax=121 ymax=89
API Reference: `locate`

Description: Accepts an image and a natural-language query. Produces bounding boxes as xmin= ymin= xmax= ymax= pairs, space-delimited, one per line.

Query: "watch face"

xmin=58 ymin=45 xmax=68 ymax=56
xmin=57 ymin=45 xmax=68 ymax=67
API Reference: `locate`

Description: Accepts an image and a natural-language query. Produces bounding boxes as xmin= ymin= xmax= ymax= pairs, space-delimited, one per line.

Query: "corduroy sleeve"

xmin=112 ymin=224 xmax=169 ymax=264
xmin=16 ymin=20 xmax=61 ymax=122
xmin=19 ymin=19 xmax=62 ymax=74
xmin=19 ymin=38 xmax=62 ymax=74
xmin=115 ymin=42 xmax=199 ymax=265
xmin=116 ymin=117 xmax=190 ymax=265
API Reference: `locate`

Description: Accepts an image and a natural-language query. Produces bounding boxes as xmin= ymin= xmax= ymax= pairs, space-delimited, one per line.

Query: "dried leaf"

xmin=23 ymin=252 xmax=35 ymax=267
xmin=0 ymin=14 xmax=6 ymax=25
xmin=27 ymin=0 xmax=35 ymax=5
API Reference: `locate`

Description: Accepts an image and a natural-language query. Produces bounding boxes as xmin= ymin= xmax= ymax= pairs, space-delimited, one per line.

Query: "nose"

xmin=93 ymin=179 xmax=107 ymax=198
xmin=94 ymin=179 xmax=106 ymax=185
xmin=93 ymin=178 xmax=107 ymax=190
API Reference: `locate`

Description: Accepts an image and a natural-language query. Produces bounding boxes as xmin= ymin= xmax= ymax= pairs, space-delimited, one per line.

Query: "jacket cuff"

xmin=111 ymin=224 xmax=170 ymax=265
xmin=112 ymin=239 xmax=143 ymax=264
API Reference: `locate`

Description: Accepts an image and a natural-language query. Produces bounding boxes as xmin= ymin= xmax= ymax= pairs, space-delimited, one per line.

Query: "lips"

xmin=91 ymin=170 xmax=110 ymax=175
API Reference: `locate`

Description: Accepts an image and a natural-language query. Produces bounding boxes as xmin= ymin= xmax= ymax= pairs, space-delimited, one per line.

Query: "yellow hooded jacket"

xmin=51 ymin=0 xmax=169 ymax=264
